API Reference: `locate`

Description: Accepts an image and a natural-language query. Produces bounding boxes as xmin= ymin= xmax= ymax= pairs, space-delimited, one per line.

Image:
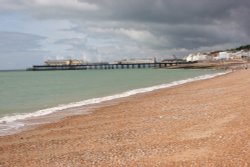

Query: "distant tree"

xmin=234 ymin=45 xmax=250 ymax=51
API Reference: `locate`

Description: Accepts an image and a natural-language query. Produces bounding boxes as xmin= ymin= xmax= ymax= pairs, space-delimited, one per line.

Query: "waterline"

xmin=0 ymin=71 xmax=228 ymax=136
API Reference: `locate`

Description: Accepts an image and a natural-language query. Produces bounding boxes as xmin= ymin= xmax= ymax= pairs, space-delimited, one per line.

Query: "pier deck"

xmin=29 ymin=62 xmax=195 ymax=71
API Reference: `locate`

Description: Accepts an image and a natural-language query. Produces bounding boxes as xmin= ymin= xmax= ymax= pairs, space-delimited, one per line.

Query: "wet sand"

xmin=1 ymin=70 xmax=250 ymax=166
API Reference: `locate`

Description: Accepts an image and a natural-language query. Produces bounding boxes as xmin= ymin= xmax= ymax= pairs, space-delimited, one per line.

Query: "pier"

xmin=29 ymin=62 xmax=195 ymax=71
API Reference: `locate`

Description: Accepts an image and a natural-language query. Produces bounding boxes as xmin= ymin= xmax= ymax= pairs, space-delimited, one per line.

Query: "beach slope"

xmin=1 ymin=70 xmax=250 ymax=166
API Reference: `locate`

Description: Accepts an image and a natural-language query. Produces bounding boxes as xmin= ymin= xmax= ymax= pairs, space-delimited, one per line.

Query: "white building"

xmin=214 ymin=51 xmax=248 ymax=60
xmin=186 ymin=50 xmax=250 ymax=62
xmin=215 ymin=52 xmax=231 ymax=60
xmin=185 ymin=53 xmax=211 ymax=62
xmin=231 ymin=51 xmax=244 ymax=59
xmin=235 ymin=50 xmax=250 ymax=59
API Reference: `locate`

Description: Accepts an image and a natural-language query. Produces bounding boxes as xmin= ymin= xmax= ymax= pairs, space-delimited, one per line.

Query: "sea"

xmin=0 ymin=69 xmax=226 ymax=135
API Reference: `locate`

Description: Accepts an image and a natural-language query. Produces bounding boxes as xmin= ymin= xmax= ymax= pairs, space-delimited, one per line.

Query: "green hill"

xmin=233 ymin=45 xmax=250 ymax=51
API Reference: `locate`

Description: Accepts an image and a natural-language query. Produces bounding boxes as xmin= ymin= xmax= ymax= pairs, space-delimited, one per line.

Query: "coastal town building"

xmin=215 ymin=52 xmax=231 ymax=60
xmin=214 ymin=51 xmax=250 ymax=60
xmin=185 ymin=53 xmax=212 ymax=62
xmin=185 ymin=50 xmax=250 ymax=62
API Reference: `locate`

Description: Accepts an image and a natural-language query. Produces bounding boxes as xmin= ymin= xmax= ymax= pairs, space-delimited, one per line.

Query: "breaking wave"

xmin=0 ymin=71 xmax=229 ymax=135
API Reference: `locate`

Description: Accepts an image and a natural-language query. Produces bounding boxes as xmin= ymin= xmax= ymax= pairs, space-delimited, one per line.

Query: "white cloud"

xmin=118 ymin=28 xmax=155 ymax=41
xmin=89 ymin=27 xmax=168 ymax=48
xmin=89 ymin=27 xmax=155 ymax=40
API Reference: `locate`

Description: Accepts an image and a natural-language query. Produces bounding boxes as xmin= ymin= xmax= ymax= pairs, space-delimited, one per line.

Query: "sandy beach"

xmin=1 ymin=70 xmax=250 ymax=166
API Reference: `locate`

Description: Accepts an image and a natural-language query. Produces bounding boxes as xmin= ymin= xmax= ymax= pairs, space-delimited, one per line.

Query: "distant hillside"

xmin=231 ymin=45 xmax=250 ymax=51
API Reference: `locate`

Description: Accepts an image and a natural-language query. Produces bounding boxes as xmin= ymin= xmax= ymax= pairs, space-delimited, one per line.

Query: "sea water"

xmin=0 ymin=69 xmax=226 ymax=135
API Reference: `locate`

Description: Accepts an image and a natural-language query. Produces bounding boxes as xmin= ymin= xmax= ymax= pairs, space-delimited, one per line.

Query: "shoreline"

xmin=169 ymin=61 xmax=250 ymax=70
xmin=1 ymin=70 xmax=250 ymax=166
xmin=0 ymin=70 xmax=227 ymax=136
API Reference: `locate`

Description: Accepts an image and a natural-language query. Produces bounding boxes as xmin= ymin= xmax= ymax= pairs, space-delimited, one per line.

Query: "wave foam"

xmin=0 ymin=71 xmax=228 ymax=133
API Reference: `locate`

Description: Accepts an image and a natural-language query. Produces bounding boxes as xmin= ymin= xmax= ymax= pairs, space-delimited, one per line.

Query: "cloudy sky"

xmin=1 ymin=0 xmax=250 ymax=69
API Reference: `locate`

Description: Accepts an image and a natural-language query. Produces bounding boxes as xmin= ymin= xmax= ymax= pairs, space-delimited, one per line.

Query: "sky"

xmin=0 ymin=0 xmax=250 ymax=69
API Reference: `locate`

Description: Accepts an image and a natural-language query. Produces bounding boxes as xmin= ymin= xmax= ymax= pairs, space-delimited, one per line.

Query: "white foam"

xmin=0 ymin=71 xmax=228 ymax=133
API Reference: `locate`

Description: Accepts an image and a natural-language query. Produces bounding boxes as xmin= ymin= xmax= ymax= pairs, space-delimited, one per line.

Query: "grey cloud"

xmin=81 ymin=0 xmax=249 ymax=24
xmin=5 ymin=0 xmax=250 ymax=26
xmin=55 ymin=37 xmax=88 ymax=49
xmin=0 ymin=0 xmax=99 ymax=20
xmin=54 ymin=37 xmax=102 ymax=61
xmin=153 ymin=23 xmax=248 ymax=49
xmin=0 ymin=51 xmax=47 ymax=70
xmin=1 ymin=0 xmax=250 ymax=69
xmin=67 ymin=0 xmax=250 ymax=51
xmin=0 ymin=31 xmax=46 ymax=52
xmin=0 ymin=31 xmax=47 ymax=69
